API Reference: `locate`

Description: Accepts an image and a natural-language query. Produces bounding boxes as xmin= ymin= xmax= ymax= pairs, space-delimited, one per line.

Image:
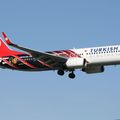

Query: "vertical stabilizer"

xmin=1 ymin=32 xmax=25 ymax=56
xmin=0 ymin=37 xmax=11 ymax=50
xmin=0 ymin=38 xmax=12 ymax=56
xmin=2 ymin=32 xmax=12 ymax=45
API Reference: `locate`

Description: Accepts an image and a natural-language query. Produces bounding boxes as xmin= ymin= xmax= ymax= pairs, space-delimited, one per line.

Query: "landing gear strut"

xmin=57 ymin=70 xmax=64 ymax=76
xmin=68 ymin=72 xmax=75 ymax=79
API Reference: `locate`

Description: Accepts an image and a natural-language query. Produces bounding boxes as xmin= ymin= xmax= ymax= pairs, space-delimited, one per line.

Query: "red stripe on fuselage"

xmin=2 ymin=58 xmax=18 ymax=69
xmin=63 ymin=50 xmax=81 ymax=57
xmin=68 ymin=50 xmax=81 ymax=57
xmin=38 ymin=60 xmax=52 ymax=68
xmin=12 ymin=55 xmax=37 ymax=69
xmin=51 ymin=50 xmax=81 ymax=58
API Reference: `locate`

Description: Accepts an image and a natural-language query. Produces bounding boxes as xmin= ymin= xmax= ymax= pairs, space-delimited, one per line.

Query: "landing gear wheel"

xmin=57 ymin=70 xmax=64 ymax=76
xmin=68 ymin=72 xmax=75 ymax=79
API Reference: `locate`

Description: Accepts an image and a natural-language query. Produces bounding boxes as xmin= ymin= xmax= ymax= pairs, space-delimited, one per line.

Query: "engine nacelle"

xmin=66 ymin=58 xmax=85 ymax=69
xmin=82 ymin=66 xmax=104 ymax=74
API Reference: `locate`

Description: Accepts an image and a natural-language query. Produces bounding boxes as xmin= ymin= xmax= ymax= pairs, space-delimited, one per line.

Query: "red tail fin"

xmin=1 ymin=32 xmax=26 ymax=57
xmin=2 ymin=32 xmax=13 ymax=45
xmin=0 ymin=38 xmax=12 ymax=57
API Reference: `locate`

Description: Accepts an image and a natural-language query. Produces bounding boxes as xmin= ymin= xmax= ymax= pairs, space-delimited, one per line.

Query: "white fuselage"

xmin=72 ymin=45 xmax=120 ymax=66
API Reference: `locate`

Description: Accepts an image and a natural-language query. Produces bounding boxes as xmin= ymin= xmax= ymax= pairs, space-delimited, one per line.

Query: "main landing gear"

xmin=57 ymin=70 xmax=76 ymax=79
xmin=57 ymin=70 xmax=64 ymax=76
xmin=68 ymin=72 xmax=75 ymax=79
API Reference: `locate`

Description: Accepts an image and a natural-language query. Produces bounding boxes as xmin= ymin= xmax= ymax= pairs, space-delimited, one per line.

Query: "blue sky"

xmin=0 ymin=0 xmax=120 ymax=120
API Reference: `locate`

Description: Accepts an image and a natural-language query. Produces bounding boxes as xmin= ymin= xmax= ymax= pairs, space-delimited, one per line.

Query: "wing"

xmin=2 ymin=32 xmax=67 ymax=69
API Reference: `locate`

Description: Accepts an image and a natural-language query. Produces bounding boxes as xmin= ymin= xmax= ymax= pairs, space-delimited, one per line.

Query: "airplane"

xmin=0 ymin=32 xmax=120 ymax=79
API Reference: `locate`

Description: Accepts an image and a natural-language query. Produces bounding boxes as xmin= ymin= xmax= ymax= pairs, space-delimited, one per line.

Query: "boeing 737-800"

xmin=0 ymin=32 xmax=119 ymax=79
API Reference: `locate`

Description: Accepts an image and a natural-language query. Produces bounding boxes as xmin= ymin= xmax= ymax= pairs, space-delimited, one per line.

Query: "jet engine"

xmin=82 ymin=66 xmax=104 ymax=74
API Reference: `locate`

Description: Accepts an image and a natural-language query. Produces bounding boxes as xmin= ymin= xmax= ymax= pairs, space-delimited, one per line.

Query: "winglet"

xmin=2 ymin=32 xmax=13 ymax=45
